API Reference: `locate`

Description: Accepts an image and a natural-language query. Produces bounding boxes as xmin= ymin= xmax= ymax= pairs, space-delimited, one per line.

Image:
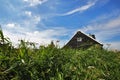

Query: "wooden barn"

xmin=64 ymin=31 xmax=103 ymax=49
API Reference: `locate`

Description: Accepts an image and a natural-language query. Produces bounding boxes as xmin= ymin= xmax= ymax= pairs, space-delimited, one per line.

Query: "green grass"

xmin=0 ymin=29 xmax=120 ymax=80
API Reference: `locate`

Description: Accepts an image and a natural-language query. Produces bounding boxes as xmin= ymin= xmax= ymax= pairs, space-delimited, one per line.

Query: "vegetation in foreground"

xmin=0 ymin=28 xmax=120 ymax=80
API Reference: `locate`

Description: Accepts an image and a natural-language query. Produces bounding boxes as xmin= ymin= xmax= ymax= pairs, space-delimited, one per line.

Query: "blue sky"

xmin=0 ymin=0 xmax=120 ymax=50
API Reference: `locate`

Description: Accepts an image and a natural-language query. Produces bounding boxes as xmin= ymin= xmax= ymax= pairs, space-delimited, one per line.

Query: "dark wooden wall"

xmin=64 ymin=31 xmax=103 ymax=49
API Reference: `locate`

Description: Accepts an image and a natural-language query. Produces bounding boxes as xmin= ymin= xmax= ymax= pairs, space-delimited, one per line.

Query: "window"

xmin=77 ymin=37 xmax=82 ymax=42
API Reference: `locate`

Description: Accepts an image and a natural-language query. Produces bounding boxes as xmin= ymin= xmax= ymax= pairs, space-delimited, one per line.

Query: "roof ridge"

xmin=77 ymin=31 xmax=102 ymax=45
xmin=63 ymin=30 xmax=103 ymax=47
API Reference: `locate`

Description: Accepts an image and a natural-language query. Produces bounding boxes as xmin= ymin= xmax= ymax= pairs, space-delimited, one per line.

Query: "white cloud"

xmin=80 ymin=14 xmax=120 ymax=50
xmin=23 ymin=13 xmax=41 ymax=29
xmin=6 ymin=23 xmax=15 ymax=28
xmin=25 ymin=11 xmax=32 ymax=16
xmin=23 ymin=0 xmax=48 ymax=6
xmin=2 ymin=5 xmax=42 ymax=46
xmin=103 ymin=41 xmax=120 ymax=51
xmin=25 ymin=16 xmax=41 ymax=29
xmin=3 ymin=25 xmax=68 ymax=47
xmin=104 ymin=17 xmax=120 ymax=28
xmin=0 ymin=0 xmax=76 ymax=48
xmin=62 ymin=0 xmax=97 ymax=16
xmin=34 ymin=16 xmax=41 ymax=23
xmin=24 ymin=0 xmax=28 ymax=1
xmin=80 ymin=20 xmax=120 ymax=34
xmin=81 ymin=16 xmax=120 ymax=34
xmin=109 ymin=42 xmax=120 ymax=51
xmin=4 ymin=23 xmax=27 ymax=35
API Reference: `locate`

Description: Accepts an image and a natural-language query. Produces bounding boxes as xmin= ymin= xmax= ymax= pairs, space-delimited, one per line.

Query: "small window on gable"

xmin=77 ymin=37 xmax=82 ymax=42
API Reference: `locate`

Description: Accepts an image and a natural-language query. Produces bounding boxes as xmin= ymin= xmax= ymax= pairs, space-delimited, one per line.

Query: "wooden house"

xmin=64 ymin=31 xmax=103 ymax=49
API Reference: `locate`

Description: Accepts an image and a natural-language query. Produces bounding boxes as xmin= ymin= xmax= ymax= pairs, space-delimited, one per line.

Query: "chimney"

xmin=89 ymin=34 xmax=96 ymax=39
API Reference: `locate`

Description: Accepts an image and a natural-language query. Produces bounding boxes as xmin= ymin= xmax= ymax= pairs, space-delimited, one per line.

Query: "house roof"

xmin=65 ymin=31 xmax=103 ymax=46
xmin=78 ymin=31 xmax=102 ymax=45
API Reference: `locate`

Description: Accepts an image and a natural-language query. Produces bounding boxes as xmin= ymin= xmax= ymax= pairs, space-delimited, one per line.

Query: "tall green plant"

xmin=0 ymin=26 xmax=120 ymax=80
xmin=0 ymin=26 xmax=4 ymax=43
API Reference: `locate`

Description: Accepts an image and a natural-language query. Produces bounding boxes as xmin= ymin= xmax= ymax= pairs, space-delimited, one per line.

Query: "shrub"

xmin=0 ymin=29 xmax=120 ymax=80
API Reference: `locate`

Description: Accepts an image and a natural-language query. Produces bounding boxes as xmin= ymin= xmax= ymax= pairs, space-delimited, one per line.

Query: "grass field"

xmin=0 ymin=29 xmax=120 ymax=80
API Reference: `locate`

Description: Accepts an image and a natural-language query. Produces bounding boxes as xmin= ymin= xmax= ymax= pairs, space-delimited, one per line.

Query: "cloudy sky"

xmin=0 ymin=0 xmax=120 ymax=50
